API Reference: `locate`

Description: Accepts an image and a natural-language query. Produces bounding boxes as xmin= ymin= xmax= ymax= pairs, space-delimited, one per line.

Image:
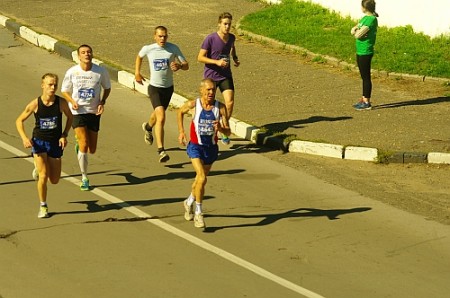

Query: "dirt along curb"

xmin=1 ymin=14 xmax=450 ymax=165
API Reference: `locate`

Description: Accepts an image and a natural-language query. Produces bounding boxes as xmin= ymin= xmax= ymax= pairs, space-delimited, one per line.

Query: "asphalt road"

xmin=1 ymin=27 xmax=450 ymax=298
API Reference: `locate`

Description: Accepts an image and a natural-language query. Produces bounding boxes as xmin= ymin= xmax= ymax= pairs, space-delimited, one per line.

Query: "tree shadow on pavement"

xmin=373 ymin=96 xmax=450 ymax=110
xmin=262 ymin=115 xmax=353 ymax=134
xmin=203 ymin=207 xmax=372 ymax=233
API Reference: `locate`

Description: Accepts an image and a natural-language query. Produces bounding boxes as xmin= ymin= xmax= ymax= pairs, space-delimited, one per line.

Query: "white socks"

xmin=186 ymin=194 xmax=202 ymax=214
xmin=195 ymin=203 xmax=202 ymax=215
xmin=77 ymin=151 xmax=88 ymax=180
xmin=186 ymin=194 xmax=195 ymax=206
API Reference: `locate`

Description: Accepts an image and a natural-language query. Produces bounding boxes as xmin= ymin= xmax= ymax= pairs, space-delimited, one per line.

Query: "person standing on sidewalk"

xmin=198 ymin=12 xmax=240 ymax=145
xmin=61 ymin=44 xmax=111 ymax=191
xmin=177 ymin=78 xmax=230 ymax=228
xmin=351 ymin=0 xmax=378 ymax=110
xmin=135 ymin=25 xmax=189 ymax=163
xmin=16 ymin=73 xmax=73 ymax=218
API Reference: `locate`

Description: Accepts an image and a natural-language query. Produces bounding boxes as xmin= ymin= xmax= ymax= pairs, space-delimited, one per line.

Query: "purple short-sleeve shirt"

xmin=201 ymin=32 xmax=236 ymax=81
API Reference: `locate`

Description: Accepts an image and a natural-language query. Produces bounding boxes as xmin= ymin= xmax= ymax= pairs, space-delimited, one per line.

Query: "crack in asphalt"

xmin=0 ymin=230 xmax=18 ymax=239
xmin=0 ymin=217 xmax=154 ymax=240
xmin=85 ymin=216 xmax=154 ymax=223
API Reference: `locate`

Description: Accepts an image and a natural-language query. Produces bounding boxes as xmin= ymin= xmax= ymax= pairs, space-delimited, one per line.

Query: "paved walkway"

xmin=0 ymin=0 xmax=449 ymax=163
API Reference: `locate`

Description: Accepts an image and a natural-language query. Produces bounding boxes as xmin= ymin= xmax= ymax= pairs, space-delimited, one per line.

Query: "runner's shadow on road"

xmin=53 ymin=196 xmax=215 ymax=216
xmin=93 ymin=169 xmax=245 ymax=188
xmin=217 ymin=142 xmax=275 ymax=161
xmin=203 ymin=207 xmax=371 ymax=233
xmin=0 ymin=170 xmax=117 ymax=186
xmin=373 ymin=96 xmax=450 ymax=110
xmin=262 ymin=115 xmax=353 ymax=134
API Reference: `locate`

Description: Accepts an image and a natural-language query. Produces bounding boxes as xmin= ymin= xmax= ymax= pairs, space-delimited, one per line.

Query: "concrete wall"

xmin=265 ymin=0 xmax=449 ymax=38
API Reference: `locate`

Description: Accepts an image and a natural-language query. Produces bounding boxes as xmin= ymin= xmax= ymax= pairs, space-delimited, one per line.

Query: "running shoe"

xmin=352 ymin=97 xmax=364 ymax=108
xmin=221 ymin=136 xmax=231 ymax=145
xmin=183 ymin=199 xmax=194 ymax=221
xmin=38 ymin=205 xmax=49 ymax=218
xmin=32 ymin=168 xmax=39 ymax=181
xmin=80 ymin=178 xmax=90 ymax=191
xmin=159 ymin=150 xmax=170 ymax=163
xmin=354 ymin=102 xmax=372 ymax=110
xmin=142 ymin=122 xmax=154 ymax=145
xmin=194 ymin=213 xmax=205 ymax=228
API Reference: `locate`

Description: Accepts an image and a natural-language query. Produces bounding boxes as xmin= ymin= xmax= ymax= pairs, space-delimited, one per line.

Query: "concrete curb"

xmin=1 ymin=15 xmax=449 ymax=165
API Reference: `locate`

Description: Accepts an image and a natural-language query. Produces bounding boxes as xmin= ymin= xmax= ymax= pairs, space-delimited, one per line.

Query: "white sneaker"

xmin=142 ymin=122 xmax=153 ymax=145
xmin=38 ymin=205 xmax=49 ymax=218
xmin=183 ymin=199 xmax=194 ymax=221
xmin=159 ymin=151 xmax=170 ymax=163
xmin=194 ymin=213 xmax=205 ymax=228
xmin=32 ymin=168 xmax=39 ymax=180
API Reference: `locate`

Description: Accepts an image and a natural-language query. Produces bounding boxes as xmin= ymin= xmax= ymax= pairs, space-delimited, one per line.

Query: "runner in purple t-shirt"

xmin=198 ymin=12 xmax=240 ymax=145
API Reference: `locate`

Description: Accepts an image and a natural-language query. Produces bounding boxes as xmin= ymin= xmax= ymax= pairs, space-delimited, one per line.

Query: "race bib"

xmin=153 ymin=58 xmax=169 ymax=71
xmin=39 ymin=116 xmax=58 ymax=130
xmin=78 ymin=88 xmax=95 ymax=105
xmin=198 ymin=119 xmax=214 ymax=136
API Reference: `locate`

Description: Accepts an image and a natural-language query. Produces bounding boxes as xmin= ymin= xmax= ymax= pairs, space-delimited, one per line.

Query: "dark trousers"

xmin=356 ymin=54 xmax=373 ymax=99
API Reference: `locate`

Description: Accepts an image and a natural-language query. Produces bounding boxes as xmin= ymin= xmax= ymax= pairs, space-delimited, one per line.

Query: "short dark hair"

xmin=41 ymin=73 xmax=58 ymax=83
xmin=77 ymin=44 xmax=92 ymax=54
xmin=154 ymin=25 xmax=168 ymax=33
xmin=218 ymin=12 xmax=232 ymax=23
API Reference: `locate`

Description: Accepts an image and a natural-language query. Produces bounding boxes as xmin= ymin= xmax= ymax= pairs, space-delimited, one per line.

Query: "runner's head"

xmin=41 ymin=73 xmax=58 ymax=96
xmin=77 ymin=44 xmax=93 ymax=64
xmin=154 ymin=26 xmax=168 ymax=47
xmin=200 ymin=78 xmax=216 ymax=102
xmin=218 ymin=12 xmax=232 ymax=35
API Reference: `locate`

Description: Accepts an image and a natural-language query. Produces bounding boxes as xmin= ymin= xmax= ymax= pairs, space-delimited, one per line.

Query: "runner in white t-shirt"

xmin=135 ymin=26 xmax=189 ymax=163
xmin=62 ymin=44 xmax=111 ymax=191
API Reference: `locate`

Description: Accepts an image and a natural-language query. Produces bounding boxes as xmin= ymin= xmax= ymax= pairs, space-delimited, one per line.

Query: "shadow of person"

xmin=54 ymin=195 xmax=215 ymax=216
xmin=203 ymin=207 xmax=371 ymax=233
xmin=373 ymin=96 xmax=450 ymax=110
xmin=92 ymin=169 xmax=245 ymax=188
xmin=263 ymin=115 xmax=353 ymax=134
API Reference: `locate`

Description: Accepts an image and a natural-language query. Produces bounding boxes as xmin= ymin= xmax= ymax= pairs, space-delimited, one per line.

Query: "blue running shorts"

xmin=187 ymin=142 xmax=218 ymax=165
xmin=32 ymin=138 xmax=63 ymax=158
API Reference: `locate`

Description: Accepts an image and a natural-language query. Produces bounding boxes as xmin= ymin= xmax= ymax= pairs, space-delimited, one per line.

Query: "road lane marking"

xmin=0 ymin=139 xmax=325 ymax=298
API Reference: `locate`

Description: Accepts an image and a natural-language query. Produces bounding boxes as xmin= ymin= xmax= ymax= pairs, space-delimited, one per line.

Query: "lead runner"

xmin=177 ymin=78 xmax=230 ymax=228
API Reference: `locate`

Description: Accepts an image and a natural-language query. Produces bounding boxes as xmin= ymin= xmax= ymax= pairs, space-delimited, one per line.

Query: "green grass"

xmin=240 ymin=0 xmax=450 ymax=78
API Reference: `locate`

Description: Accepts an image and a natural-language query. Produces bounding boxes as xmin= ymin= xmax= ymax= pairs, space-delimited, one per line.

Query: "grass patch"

xmin=311 ymin=55 xmax=326 ymax=64
xmin=375 ymin=149 xmax=396 ymax=164
xmin=240 ymin=0 xmax=450 ymax=78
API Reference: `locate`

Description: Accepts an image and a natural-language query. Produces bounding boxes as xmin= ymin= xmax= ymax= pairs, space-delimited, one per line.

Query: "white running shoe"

xmin=194 ymin=213 xmax=205 ymax=228
xmin=159 ymin=151 xmax=170 ymax=163
xmin=142 ymin=122 xmax=153 ymax=145
xmin=38 ymin=205 xmax=49 ymax=218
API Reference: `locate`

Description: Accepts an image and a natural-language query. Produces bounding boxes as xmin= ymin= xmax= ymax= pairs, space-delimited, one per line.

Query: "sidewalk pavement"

xmin=1 ymin=13 xmax=449 ymax=165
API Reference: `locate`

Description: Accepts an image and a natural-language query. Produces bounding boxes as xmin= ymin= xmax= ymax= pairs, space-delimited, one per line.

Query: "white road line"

xmin=0 ymin=139 xmax=325 ymax=298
